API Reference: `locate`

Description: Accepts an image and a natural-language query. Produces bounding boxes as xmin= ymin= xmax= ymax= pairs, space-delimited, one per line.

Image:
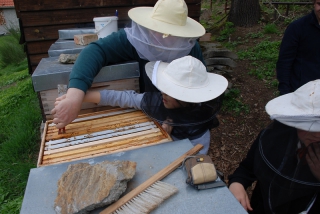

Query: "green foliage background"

xmin=0 ymin=30 xmax=41 ymax=213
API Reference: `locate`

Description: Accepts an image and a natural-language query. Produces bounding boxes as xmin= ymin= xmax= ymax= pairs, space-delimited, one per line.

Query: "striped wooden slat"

xmin=37 ymin=108 xmax=172 ymax=167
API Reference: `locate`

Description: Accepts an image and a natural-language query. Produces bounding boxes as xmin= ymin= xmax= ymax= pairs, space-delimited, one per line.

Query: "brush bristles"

xmin=113 ymin=181 xmax=178 ymax=214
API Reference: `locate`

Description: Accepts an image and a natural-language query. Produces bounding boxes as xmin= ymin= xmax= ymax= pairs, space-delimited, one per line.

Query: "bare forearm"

xmin=83 ymin=90 xmax=101 ymax=104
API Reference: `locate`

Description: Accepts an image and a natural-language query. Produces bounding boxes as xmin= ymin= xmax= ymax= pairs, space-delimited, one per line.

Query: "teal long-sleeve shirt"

xmin=69 ymin=29 xmax=205 ymax=93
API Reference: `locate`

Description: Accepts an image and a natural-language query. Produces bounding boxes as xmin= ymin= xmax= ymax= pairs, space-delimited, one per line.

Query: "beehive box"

xmin=38 ymin=108 xmax=172 ymax=167
xmin=32 ymin=57 xmax=140 ymax=121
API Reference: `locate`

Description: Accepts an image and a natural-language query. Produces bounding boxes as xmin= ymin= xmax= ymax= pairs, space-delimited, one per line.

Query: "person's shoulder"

xmin=284 ymin=12 xmax=312 ymax=34
xmin=96 ymin=29 xmax=131 ymax=47
xmin=189 ymin=41 xmax=202 ymax=55
xmin=108 ymin=29 xmax=127 ymax=40
xmin=290 ymin=11 xmax=313 ymax=26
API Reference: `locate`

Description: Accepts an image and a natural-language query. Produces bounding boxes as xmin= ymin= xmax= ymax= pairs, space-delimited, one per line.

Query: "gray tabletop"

xmin=21 ymin=139 xmax=247 ymax=214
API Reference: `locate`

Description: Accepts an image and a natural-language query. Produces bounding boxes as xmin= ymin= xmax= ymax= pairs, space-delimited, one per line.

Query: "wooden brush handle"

xmin=100 ymin=144 xmax=203 ymax=214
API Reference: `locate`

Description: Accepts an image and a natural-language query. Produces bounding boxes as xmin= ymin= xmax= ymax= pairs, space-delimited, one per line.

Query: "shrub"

xmin=217 ymin=22 xmax=235 ymax=42
xmin=263 ymin=23 xmax=279 ymax=34
xmin=0 ymin=26 xmax=25 ymax=67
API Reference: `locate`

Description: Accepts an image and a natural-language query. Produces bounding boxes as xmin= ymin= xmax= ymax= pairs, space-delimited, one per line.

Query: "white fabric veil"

xmin=124 ymin=21 xmax=198 ymax=62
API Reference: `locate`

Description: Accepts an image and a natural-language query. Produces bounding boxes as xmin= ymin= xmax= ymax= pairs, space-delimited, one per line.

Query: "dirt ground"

xmin=207 ymin=25 xmax=280 ymax=190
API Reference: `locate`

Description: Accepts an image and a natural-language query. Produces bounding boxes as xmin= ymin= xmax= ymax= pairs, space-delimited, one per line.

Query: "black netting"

xmin=258 ymin=121 xmax=320 ymax=186
xmin=141 ymin=92 xmax=222 ymax=126
xmin=141 ymin=92 xmax=223 ymax=139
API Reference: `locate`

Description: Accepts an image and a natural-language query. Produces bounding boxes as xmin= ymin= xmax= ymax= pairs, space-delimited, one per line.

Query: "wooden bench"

xmin=262 ymin=1 xmax=313 ymax=19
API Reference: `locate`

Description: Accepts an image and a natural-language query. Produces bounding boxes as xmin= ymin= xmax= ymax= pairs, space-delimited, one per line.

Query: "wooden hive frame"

xmin=37 ymin=108 xmax=172 ymax=167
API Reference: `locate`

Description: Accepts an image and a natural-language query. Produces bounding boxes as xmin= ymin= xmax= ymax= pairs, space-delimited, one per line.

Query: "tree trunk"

xmin=228 ymin=0 xmax=261 ymax=27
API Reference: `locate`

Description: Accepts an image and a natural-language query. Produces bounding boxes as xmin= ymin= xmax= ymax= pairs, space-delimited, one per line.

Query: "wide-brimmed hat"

xmin=265 ymin=80 xmax=320 ymax=131
xmin=145 ymin=56 xmax=228 ymax=103
xmin=128 ymin=0 xmax=205 ymax=38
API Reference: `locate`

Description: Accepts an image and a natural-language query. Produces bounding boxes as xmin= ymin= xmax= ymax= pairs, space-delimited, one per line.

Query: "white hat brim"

xmin=266 ymin=93 xmax=297 ymax=116
xmin=146 ymin=61 xmax=228 ymax=103
xmin=128 ymin=7 xmax=205 ymax=38
xmin=266 ymin=93 xmax=320 ymax=131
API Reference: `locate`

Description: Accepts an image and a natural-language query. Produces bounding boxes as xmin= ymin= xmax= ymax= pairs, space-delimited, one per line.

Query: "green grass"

xmin=0 ymin=32 xmax=41 ymax=213
xmin=217 ymin=22 xmax=235 ymax=42
xmin=238 ymin=40 xmax=281 ymax=84
xmin=263 ymin=23 xmax=279 ymax=34
xmin=222 ymin=88 xmax=249 ymax=115
xmin=0 ymin=30 xmax=26 ymax=68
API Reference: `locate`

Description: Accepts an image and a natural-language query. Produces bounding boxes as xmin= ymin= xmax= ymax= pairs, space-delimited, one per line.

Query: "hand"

xmin=54 ymin=94 xmax=67 ymax=105
xmin=51 ymin=88 xmax=85 ymax=129
xmin=306 ymin=142 xmax=320 ymax=181
xmin=229 ymin=182 xmax=253 ymax=211
xmin=162 ymin=118 xmax=173 ymax=135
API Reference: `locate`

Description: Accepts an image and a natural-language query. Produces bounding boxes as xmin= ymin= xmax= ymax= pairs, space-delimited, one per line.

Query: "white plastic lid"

xmin=93 ymin=16 xmax=118 ymax=22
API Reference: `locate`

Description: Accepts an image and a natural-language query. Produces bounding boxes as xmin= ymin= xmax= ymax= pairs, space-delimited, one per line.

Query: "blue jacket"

xmin=276 ymin=11 xmax=320 ymax=95
xmin=69 ymin=29 xmax=205 ymax=93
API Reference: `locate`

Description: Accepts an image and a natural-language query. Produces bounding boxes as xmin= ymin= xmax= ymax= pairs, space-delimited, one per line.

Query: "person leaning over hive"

xmin=228 ymin=80 xmax=320 ymax=213
xmin=55 ymin=56 xmax=228 ymax=154
xmin=51 ymin=0 xmax=206 ymax=129
xmin=276 ymin=0 xmax=320 ymax=95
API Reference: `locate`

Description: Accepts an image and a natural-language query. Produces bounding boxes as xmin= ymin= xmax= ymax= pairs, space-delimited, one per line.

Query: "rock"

xmin=205 ymin=58 xmax=237 ymax=68
xmin=202 ymin=48 xmax=238 ymax=60
xmin=54 ymin=160 xmax=136 ymax=214
xmin=199 ymin=33 xmax=212 ymax=42
xmin=200 ymin=8 xmax=212 ymax=21
xmin=59 ymin=53 xmax=79 ymax=64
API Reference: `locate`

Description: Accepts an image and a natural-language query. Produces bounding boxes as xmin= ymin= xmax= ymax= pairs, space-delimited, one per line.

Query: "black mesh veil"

xmin=258 ymin=121 xmax=320 ymax=186
xmin=141 ymin=92 xmax=222 ymax=139
xmin=253 ymin=121 xmax=320 ymax=212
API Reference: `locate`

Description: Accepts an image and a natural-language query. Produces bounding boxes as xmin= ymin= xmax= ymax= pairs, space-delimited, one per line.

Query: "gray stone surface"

xmin=54 ymin=160 xmax=136 ymax=214
xmin=21 ymin=139 xmax=247 ymax=214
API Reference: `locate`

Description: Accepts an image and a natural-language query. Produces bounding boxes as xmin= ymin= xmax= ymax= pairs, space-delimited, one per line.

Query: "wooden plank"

xmin=43 ymin=129 xmax=164 ymax=159
xmin=19 ymin=7 xmax=134 ymax=27
xmin=44 ymin=128 xmax=162 ymax=155
xmin=67 ymin=107 xmax=136 ymax=120
xmin=41 ymin=135 xmax=170 ymax=166
xmin=23 ymin=25 xmax=64 ymax=42
xmin=14 ymin=0 xmax=200 ymax=11
xmin=22 ymin=21 xmax=128 ymax=42
xmin=100 ymin=144 xmax=203 ymax=214
xmin=37 ymin=120 xmax=50 ymax=167
xmin=26 ymin=40 xmax=55 ymax=54
xmin=31 ymin=65 xmax=37 ymax=73
xmin=45 ymin=111 xmax=147 ymax=136
xmin=18 ymin=5 xmax=201 ymax=27
xmin=262 ymin=2 xmax=313 ymax=5
xmin=45 ymin=106 xmax=117 ymax=120
xmin=45 ymin=112 xmax=149 ymax=141
xmin=45 ymin=121 xmax=156 ymax=148
xmin=48 ymin=108 xmax=141 ymax=126
xmin=29 ymin=53 xmax=48 ymax=66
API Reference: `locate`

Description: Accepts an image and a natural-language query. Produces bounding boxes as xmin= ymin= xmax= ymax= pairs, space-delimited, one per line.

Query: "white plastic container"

xmin=93 ymin=16 xmax=118 ymax=39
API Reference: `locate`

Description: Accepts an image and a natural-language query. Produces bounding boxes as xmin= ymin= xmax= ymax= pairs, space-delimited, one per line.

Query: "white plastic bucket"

xmin=93 ymin=16 xmax=118 ymax=39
